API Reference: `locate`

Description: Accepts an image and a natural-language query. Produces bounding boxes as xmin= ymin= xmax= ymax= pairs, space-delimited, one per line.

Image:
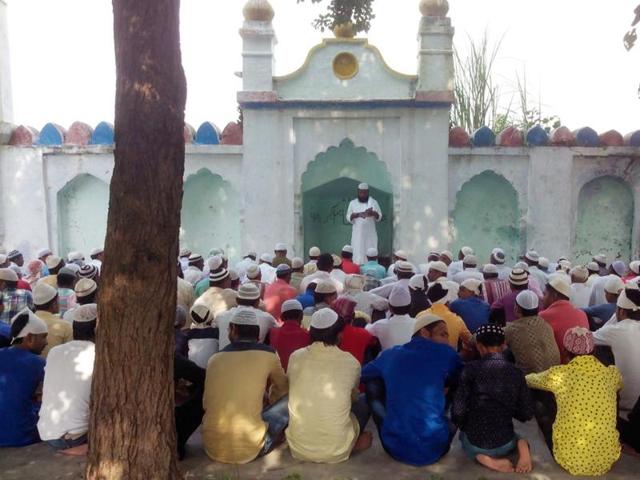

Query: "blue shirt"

xmin=296 ymin=292 xmax=315 ymax=310
xmin=0 ymin=347 xmax=46 ymax=447
xmin=359 ymin=261 xmax=387 ymax=280
xmin=361 ymin=337 xmax=463 ymax=465
xmin=449 ymin=297 xmax=491 ymax=333
xmin=582 ymin=303 xmax=617 ymax=330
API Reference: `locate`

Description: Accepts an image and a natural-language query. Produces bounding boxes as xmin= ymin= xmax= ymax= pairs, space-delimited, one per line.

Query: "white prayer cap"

xmin=461 ymin=246 xmax=474 ymax=256
xmin=237 ymin=283 xmax=261 ymax=301
xmin=366 ymin=248 xmax=378 ymax=258
xmin=245 ymin=251 xmax=257 ymax=259
xmin=491 ymin=247 xmax=505 ymax=256
xmin=342 ymin=245 xmax=354 ymax=254
xmin=281 ymin=299 xmax=303 ymax=314
xmin=396 ymin=261 xmax=414 ymax=274
xmin=514 ymin=261 xmax=529 ymax=273
xmin=358 ymin=183 xmax=369 ymax=190
xmin=629 ymin=260 xmax=640 ymax=275
xmin=548 ymin=276 xmax=572 ymax=299
xmin=11 ymin=309 xmax=48 ymax=339
xmin=61 ymin=264 xmax=80 ymax=275
xmin=188 ymin=253 xmax=203 ymax=264
xmin=332 ymin=254 xmax=343 ymax=267
xmin=604 ymin=276 xmax=625 ymax=295
xmin=509 ymin=268 xmax=529 ymax=286
xmin=538 ymin=257 xmax=550 ymax=269
xmin=179 ymin=248 xmax=192 ymax=258
xmin=0 ymin=254 xmax=6 ymax=264
xmin=611 ymin=260 xmax=627 ymax=277
xmin=429 ymin=261 xmax=448 ymax=274
xmin=33 ymin=283 xmax=58 ymax=306
xmin=462 ymin=255 xmax=478 ymax=267
xmin=9 ymin=264 xmax=22 ymax=278
xmin=524 ymin=250 xmax=539 ymax=262
xmin=461 ymin=278 xmax=482 ymax=296
xmin=413 ymin=313 xmax=444 ymax=335
xmin=558 ymin=260 xmax=572 ymax=272
xmin=207 ymin=255 xmax=223 ymax=271
xmin=190 ymin=303 xmax=211 ymax=324
xmin=229 ymin=269 xmax=239 ymax=281
xmin=570 ymin=266 xmax=589 ymax=282
xmin=593 ymin=254 xmax=607 ymax=265
xmin=260 ymin=253 xmax=273 ymax=264
xmin=315 ymin=279 xmax=337 ymax=295
xmin=516 ymin=290 xmax=539 ymax=310
xmin=45 ymin=256 xmax=63 ymax=270
xmin=37 ymin=248 xmax=52 ymax=258
xmin=276 ymin=264 xmax=292 ymax=275
xmin=586 ymin=261 xmax=600 ymax=273
xmin=389 ymin=286 xmax=411 ymax=308
xmin=274 ymin=243 xmax=287 ymax=252
xmin=309 ymin=246 xmax=321 ymax=257
xmin=7 ymin=249 xmax=21 ymax=260
xmin=67 ymin=251 xmax=84 ymax=262
xmin=90 ymin=247 xmax=104 ymax=256
xmin=617 ymin=284 xmax=640 ymax=311
xmin=75 ymin=278 xmax=97 ymax=298
xmin=209 ymin=268 xmax=229 ymax=282
xmin=74 ymin=304 xmax=98 ymax=323
xmin=231 ymin=309 xmax=259 ymax=326
xmin=291 ymin=257 xmax=304 ymax=269
xmin=246 ymin=264 xmax=261 ymax=279
xmin=483 ymin=264 xmax=498 ymax=274
xmin=440 ymin=250 xmax=454 ymax=262
xmin=0 ymin=268 xmax=18 ymax=282
xmin=409 ymin=274 xmax=426 ymax=291
xmin=394 ymin=250 xmax=408 ymax=260
xmin=310 ymin=308 xmax=339 ymax=329
xmin=491 ymin=248 xmax=506 ymax=265
xmin=345 ymin=274 xmax=366 ymax=292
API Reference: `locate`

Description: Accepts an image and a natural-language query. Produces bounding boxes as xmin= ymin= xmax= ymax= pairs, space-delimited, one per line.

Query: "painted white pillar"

xmin=416 ymin=6 xmax=455 ymax=95
xmin=240 ymin=0 xmax=276 ymax=93
xmin=0 ymin=0 xmax=13 ymax=143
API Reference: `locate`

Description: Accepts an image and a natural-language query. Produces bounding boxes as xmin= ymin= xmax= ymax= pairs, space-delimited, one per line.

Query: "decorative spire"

xmin=419 ymin=0 xmax=449 ymax=17
xmin=243 ymin=0 xmax=275 ymax=22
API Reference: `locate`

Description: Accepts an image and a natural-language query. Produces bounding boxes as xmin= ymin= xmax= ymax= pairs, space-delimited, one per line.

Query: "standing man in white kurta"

xmin=346 ymin=183 xmax=382 ymax=265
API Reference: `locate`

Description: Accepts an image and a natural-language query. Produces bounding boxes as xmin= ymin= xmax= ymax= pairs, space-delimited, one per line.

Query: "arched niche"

xmin=180 ymin=169 xmax=240 ymax=259
xmin=450 ymin=170 xmax=521 ymax=264
xmin=574 ymin=176 xmax=634 ymax=264
xmin=301 ymin=138 xmax=393 ymax=259
xmin=57 ymin=174 xmax=109 ymax=257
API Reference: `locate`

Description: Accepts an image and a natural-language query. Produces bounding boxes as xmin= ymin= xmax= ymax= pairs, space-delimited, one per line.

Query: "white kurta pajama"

xmin=346 ymin=197 xmax=382 ymax=265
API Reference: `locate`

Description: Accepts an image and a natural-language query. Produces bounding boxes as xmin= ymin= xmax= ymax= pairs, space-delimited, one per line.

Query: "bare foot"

xmin=353 ymin=431 xmax=373 ymax=453
xmin=61 ymin=443 xmax=88 ymax=456
xmin=476 ymin=454 xmax=515 ymax=473
xmin=515 ymin=439 xmax=533 ymax=473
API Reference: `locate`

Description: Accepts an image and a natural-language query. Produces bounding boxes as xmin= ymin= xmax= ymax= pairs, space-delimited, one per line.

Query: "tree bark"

xmin=86 ymin=0 xmax=186 ymax=478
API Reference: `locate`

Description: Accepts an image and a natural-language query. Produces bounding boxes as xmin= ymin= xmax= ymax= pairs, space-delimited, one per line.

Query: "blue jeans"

xmin=460 ymin=431 xmax=517 ymax=460
xmin=259 ymin=395 xmax=289 ymax=456
xmin=46 ymin=433 xmax=87 ymax=451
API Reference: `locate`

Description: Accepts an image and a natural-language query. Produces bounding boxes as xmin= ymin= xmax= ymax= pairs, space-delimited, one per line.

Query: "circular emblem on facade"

xmin=332 ymin=52 xmax=359 ymax=80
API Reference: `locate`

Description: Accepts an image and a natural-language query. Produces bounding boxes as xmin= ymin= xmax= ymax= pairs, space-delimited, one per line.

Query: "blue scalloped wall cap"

xmin=195 ymin=122 xmax=220 ymax=145
xmin=526 ymin=125 xmax=549 ymax=146
xmin=472 ymin=126 xmax=496 ymax=147
xmin=575 ymin=127 xmax=599 ymax=147
xmin=627 ymin=131 xmax=640 ymax=147
xmin=36 ymin=123 xmax=64 ymax=146
xmin=91 ymin=122 xmax=114 ymax=145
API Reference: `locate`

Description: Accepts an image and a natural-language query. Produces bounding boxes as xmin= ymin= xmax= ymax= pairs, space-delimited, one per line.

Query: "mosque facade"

xmin=0 ymin=0 xmax=639 ymax=266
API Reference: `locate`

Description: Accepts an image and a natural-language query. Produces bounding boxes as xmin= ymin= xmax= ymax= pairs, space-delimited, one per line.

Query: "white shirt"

xmin=366 ymin=314 xmax=415 ymax=350
xmin=370 ymin=278 xmax=410 ymax=299
xmin=343 ymin=291 xmax=389 ymax=317
xmin=299 ymin=270 xmax=344 ymax=294
xmin=452 ymin=268 xmax=484 ymax=285
xmin=346 ymin=197 xmax=382 ymax=265
xmin=429 ymin=278 xmax=460 ymax=303
xmin=330 ymin=269 xmax=347 ymax=285
xmin=447 ymin=260 xmax=464 ymax=280
xmin=38 ymin=341 xmax=95 ymax=440
xmin=259 ymin=263 xmax=277 ymax=284
xmin=188 ymin=337 xmax=219 ymax=369
xmin=495 ymin=264 xmax=512 ymax=280
xmin=590 ymin=274 xmax=616 ymax=306
xmin=529 ymin=266 xmax=548 ymax=292
xmin=570 ymin=283 xmax=593 ymax=308
xmin=593 ymin=319 xmax=640 ymax=420
xmin=234 ymin=258 xmax=256 ymax=283
xmin=215 ymin=305 xmax=277 ymax=351
xmin=184 ymin=266 xmax=205 ymax=286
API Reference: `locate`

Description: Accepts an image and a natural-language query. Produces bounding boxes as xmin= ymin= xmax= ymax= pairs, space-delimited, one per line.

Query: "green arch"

xmin=301 ymin=139 xmax=393 ymax=259
xmin=451 ymin=170 xmax=521 ymax=264
xmin=180 ymin=169 xmax=241 ymax=259
xmin=574 ymin=176 xmax=633 ymax=264
xmin=57 ymin=174 xmax=109 ymax=257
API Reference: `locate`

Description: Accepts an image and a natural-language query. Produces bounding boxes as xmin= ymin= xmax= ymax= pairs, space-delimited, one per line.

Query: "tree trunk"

xmin=86 ymin=0 xmax=186 ymax=478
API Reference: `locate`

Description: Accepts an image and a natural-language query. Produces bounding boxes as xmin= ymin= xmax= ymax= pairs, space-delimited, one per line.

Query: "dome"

xmin=419 ymin=0 xmax=449 ymax=17
xmin=242 ymin=0 xmax=275 ymax=22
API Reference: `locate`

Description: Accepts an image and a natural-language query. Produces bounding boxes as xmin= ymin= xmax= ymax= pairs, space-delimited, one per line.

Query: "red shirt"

xmin=539 ymin=300 xmax=589 ymax=364
xmin=339 ymin=324 xmax=375 ymax=365
xmin=269 ymin=321 xmax=310 ymax=371
xmin=16 ymin=280 xmax=31 ymax=292
xmin=341 ymin=259 xmax=361 ymax=275
xmin=263 ymin=279 xmax=298 ymax=321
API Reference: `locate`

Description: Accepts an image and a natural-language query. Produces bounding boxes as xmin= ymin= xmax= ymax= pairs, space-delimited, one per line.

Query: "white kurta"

xmin=346 ymin=197 xmax=382 ymax=265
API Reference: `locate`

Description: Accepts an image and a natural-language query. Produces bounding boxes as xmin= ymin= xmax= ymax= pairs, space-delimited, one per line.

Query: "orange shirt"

xmin=263 ymin=279 xmax=298 ymax=321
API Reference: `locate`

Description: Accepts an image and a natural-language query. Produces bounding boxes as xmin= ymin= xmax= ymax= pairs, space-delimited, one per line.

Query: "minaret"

xmin=0 ymin=0 xmax=13 ymax=142
xmin=240 ymin=0 xmax=276 ymax=93
xmin=416 ymin=0 xmax=454 ymax=97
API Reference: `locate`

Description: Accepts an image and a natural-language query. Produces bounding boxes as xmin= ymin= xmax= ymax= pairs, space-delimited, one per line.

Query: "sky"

xmin=5 ymin=0 xmax=640 ymax=134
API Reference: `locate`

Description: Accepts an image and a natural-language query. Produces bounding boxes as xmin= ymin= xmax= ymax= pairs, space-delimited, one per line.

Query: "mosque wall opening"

xmin=450 ymin=170 xmax=521 ymax=264
xmin=57 ymin=173 xmax=109 ymax=257
xmin=574 ymin=176 xmax=634 ymax=264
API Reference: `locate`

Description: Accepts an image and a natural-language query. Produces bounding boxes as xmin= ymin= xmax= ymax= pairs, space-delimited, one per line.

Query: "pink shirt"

xmin=539 ymin=300 xmax=589 ymax=364
xmin=263 ymin=279 xmax=298 ymax=321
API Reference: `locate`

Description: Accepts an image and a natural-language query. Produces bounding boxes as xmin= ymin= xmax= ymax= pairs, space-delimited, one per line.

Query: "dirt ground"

xmin=1 ymin=420 xmax=639 ymax=480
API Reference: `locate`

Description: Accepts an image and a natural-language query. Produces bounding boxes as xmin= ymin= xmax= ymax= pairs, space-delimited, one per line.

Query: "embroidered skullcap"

xmin=509 ymin=268 xmax=529 ymax=286
xmin=461 ymin=278 xmax=482 ymax=296
xmin=524 ymin=250 xmax=539 ymax=262
xmin=276 ymin=264 xmax=291 ymax=276
xmin=516 ymin=290 xmax=539 ymax=310
xmin=331 ymin=297 xmax=357 ymax=322
xmin=491 ymin=248 xmax=506 ymax=264
xmin=209 ymin=268 xmax=229 ymax=282
xmin=237 ymin=283 xmax=261 ymax=301
xmin=7 ymin=249 xmax=21 ymax=260
xmin=207 ymin=255 xmax=223 ymax=271
xmin=188 ymin=253 xmax=203 ymax=264
xmin=33 ymin=283 xmax=58 ymax=306
xmin=563 ymin=327 xmax=594 ymax=355
xmin=593 ymin=254 xmax=607 ymax=265
xmin=309 ymin=246 xmax=321 ymax=257
xmin=310 ymin=308 xmax=339 ymax=329
xmin=75 ymin=278 xmax=97 ymax=298
xmin=358 ymin=183 xmax=369 ymax=190
xmin=475 ymin=323 xmax=505 ymax=344
xmin=332 ymin=254 xmax=343 ymax=267
xmin=11 ymin=309 xmax=48 ymax=339
xmin=74 ymin=304 xmax=98 ymax=323
xmin=570 ymin=266 xmax=589 ymax=282
xmin=366 ymin=248 xmax=378 ymax=258
xmin=342 ymin=245 xmax=354 ymax=254
xmin=281 ymin=299 xmax=303 ymax=314
xmin=396 ymin=261 xmax=414 ymax=274
xmin=291 ymin=257 xmax=304 ymax=269
xmin=389 ymin=286 xmax=411 ymax=308
xmin=231 ymin=309 xmax=258 ymax=326
xmin=78 ymin=264 xmax=99 ymax=280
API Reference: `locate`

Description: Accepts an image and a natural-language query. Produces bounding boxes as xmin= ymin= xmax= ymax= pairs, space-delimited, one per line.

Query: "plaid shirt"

xmin=1 ymin=289 xmax=35 ymax=324
xmin=57 ymin=288 xmax=77 ymax=317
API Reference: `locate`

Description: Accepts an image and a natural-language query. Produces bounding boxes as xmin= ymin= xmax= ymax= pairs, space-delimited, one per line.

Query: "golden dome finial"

xmin=243 ymin=0 xmax=275 ymax=22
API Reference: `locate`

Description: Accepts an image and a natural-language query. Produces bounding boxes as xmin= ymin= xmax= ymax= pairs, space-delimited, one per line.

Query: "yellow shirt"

xmin=35 ymin=310 xmax=73 ymax=358
xmin=421 ymin=303 xmax=472 ymax=350
xmin=286 ymin=343 xmax=361 ymax=463
xmin=195 ymin=287 xmax=237 ymax=321
xmin=526 ymin=355 xmax=623 ymax=476
xmin=203 ymin=343 xmax=288 ymax=464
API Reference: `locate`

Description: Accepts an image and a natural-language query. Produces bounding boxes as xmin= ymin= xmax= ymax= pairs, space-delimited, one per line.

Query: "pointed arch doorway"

xmin=301 ymin=139 xmax=393 ymax=259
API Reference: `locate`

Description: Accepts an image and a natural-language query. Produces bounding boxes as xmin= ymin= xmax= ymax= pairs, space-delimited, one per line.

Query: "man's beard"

xmin=358 ymin=196 xmax=369 ymax=203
